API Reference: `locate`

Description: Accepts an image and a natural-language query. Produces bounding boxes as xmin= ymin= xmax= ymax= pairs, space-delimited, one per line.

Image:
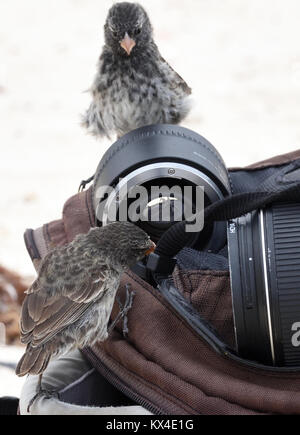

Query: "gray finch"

xmin=82 ymin=2 xmax=192 ymax=140
xmin=16 ymin=222 xmax=155 ymax=378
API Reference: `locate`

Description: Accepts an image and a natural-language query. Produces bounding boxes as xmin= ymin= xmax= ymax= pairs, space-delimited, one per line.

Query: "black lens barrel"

xmin=229 ymin=202 xmax=300 ymax=367
xmin=266 ymin=203 xmax=300 ymax=366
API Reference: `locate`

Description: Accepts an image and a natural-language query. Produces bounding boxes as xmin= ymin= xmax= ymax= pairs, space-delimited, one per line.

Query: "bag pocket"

xmin=172 ymin=268 xmax=235 ymax=349
xmin=85 ymin=271 xmax=300 ymax=415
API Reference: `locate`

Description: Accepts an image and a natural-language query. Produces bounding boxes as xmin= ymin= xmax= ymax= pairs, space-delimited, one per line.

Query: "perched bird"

xmin=79 ymin=2 xmax=192 ymax=190
xmin=16 ymin=222 xmax=155 ymax=410
xmin=82 ymin=2 xmax=192 ymax=138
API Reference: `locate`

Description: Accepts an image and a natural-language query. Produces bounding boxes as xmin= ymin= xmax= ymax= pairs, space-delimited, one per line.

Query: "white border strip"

xmin=260 ymin=209 xmax=276 ymax=365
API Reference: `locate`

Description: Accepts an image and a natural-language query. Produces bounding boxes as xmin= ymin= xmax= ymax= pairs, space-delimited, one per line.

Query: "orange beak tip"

xmin=145 ymin=242 xmax=156 ymax=256
xmin=120 ymin=35 xmax=136 ymax=56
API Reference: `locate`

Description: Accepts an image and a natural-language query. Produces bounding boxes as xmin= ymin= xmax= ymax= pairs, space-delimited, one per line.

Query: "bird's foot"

xmin=78 ymin=174 xmax=95 ymax=192
xmin=109 ymin=284 xmax=136 ymax=338
xmin=27 ymin=374 xmax=59 ymax=413
xmin=27 ymin=389 xmax=59 ymax=413
xmin=118 ymin=284 xmax=136 ymax=338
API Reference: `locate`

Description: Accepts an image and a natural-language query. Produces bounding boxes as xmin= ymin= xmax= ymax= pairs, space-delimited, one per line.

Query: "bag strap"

xmin=230 ymin=149 xmax=300 ymax=172
xmin=151 ymin=181 xmax=300 ymax=271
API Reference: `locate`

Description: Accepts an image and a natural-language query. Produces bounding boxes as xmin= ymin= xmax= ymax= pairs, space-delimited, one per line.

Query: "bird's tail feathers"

xmin=16 ymin=346 xmax=51 ymax=377
xmin=181 ymin=95 xmax=194 ymax=118
xmin=80 ymin=103 xmax=111 ymax=140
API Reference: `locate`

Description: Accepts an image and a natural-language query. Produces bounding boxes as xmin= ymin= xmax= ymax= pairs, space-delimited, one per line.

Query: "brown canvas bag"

xmin=24 ymin=150 xmax=300 ymax=415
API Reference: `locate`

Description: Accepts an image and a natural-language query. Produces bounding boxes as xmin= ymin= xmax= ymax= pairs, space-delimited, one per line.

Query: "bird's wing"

xmin=20 ymin=251 xmax=117 ymax=347
xmin=81 ymin=53 xmax=112 ymax=139
xmin=158 ymin=55 xmax=192 ymax=96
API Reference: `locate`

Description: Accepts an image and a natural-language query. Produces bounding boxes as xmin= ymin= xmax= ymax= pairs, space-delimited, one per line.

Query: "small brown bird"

xmin=16 ymin=222 xmax=155 ymax=410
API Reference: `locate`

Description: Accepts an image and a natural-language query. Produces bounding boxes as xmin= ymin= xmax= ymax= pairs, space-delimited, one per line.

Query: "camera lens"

xmin=93 ymin=124 xmax=231 ymax=250
xmin=228 ymin=202 xmax=300 ymax=367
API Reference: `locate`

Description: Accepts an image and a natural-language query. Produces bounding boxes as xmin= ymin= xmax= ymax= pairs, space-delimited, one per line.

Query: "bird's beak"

xmin=144 ymin=241 xmax=156 ymax=256
xmin=120 ymin=33 xmax=136 ymax=56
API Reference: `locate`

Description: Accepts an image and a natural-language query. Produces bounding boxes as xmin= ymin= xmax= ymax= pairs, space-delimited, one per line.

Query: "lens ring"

xmin=93 ymin=124 xmax=231 ymax=249
xmin=99 ymin=161 xmax=226 ymax=247
xmin=265 ymin=202 xmax=300 ymax=367
xmin=92 ymin=124 xmax=231 ymax=211
xmin=228 ymin=213 xmax=274 ymax=365
xmin=229 ymin=202 xmax=300 ymax=367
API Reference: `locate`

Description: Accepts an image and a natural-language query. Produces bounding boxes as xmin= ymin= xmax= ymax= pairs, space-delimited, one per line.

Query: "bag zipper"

xmin=83 ymin=347 xmax=166 ymax=415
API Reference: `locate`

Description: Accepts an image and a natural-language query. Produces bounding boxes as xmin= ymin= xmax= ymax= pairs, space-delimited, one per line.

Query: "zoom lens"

xmin=93 ymin=124 xmax=231 ymax=251
xmin=228 ymin=202 xmax=300 ymax=367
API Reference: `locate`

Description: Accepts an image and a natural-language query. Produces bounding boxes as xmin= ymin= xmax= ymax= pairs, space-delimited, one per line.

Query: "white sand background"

xmin=0 ymin=0 xmax=300 ymax=397
xmin=1 ymin=0 xmax=300 ymax=277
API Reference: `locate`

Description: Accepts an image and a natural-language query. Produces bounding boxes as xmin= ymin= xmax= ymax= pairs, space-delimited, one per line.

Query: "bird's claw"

xmin=78 ymin=174 xmax=95 ymax=193
xmin=121 ymin=284 xmax=135 ymax=338
xmin=27 ymin=388 xmax=59 ymax=413
xmin=27 ymin=374 xmax=59 ymax=413
xmin=117 ymin=284 xmax=135 ymax=310
xmin=109 ymin=284 xmax=136 ymax=338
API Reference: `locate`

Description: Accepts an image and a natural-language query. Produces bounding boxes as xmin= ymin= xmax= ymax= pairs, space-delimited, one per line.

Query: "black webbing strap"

xmin=148 ymin=182 xmax=300 ymax=273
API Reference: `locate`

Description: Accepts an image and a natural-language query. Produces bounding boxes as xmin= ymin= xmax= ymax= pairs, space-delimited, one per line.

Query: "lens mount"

xmin=93 ymin=124 xmax=231 ymax=250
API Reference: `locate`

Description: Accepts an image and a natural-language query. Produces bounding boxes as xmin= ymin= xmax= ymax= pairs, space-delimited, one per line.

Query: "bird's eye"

xmin=134 ymin=27 xmax=142 ymax=36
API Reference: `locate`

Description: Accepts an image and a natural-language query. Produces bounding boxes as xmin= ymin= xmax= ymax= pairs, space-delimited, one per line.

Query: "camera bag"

xmin=22 ymin=149 xmax=300 ymax=415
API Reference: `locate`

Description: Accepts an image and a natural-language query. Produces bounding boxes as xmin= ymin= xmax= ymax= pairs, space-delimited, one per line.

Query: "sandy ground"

xmin=0 ymin=0 xmax=300 ymax=397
